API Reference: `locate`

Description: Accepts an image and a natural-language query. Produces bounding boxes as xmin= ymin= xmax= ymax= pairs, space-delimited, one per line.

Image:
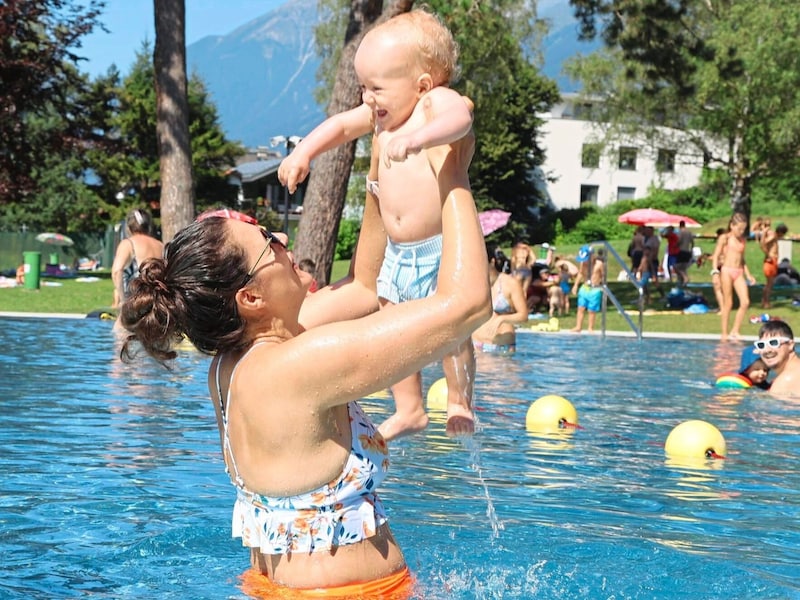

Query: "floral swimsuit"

xmin=215 ymin=346 xmax=390 ymax=555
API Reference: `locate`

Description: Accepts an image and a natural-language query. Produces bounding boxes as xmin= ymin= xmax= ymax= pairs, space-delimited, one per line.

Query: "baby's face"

xmin=745 ymin=361 xmax=769 ymax=384
xmin=355 ymin=34 xmax=423 ymax=132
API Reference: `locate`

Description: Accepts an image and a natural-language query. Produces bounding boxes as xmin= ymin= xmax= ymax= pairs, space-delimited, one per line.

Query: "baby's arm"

xmin=383 ymin=87 xmax=473 ymax=165
xmin=279 ymin=103 xmax=373 ymax=193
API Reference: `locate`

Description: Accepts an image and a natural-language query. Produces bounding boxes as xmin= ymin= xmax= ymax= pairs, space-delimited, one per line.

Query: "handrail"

xmin=593 ymin=240 xmax=643 ymax=340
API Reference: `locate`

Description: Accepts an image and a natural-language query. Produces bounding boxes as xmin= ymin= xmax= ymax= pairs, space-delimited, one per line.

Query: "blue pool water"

xmin=1 ymin=318 xmax=799 ymax=599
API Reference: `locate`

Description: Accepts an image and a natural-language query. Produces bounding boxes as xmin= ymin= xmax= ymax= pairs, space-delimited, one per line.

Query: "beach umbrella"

xmin=36 ymin=232 xmax=74 ymax=246
xmin=617 ymin=208 xmax=673 ymax=226
xmin=478 ymin=209 xmax=512 ymax=236
xmin=645 ymin=214 xmax=702 ymax=228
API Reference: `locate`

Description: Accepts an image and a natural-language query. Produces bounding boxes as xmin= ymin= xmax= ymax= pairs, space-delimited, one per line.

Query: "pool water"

xmin=1 ymin=318 xmax=799 ymax=599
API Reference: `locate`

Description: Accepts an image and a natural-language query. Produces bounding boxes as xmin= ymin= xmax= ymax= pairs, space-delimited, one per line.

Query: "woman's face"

xmin=227 ymin=220 xmax=311 ymax=301
xmin=731 ymin=220 xmax=747 ymax=236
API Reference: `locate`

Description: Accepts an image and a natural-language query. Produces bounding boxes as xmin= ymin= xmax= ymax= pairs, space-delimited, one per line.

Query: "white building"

xmin=537 ymin=94 xmax=708 ymax=211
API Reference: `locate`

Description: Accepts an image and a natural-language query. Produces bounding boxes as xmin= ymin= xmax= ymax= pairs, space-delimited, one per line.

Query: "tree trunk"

xmin=730 ymin=172 xmax=752 ymax=224
xmin=729 ymin=129 xmax=751 ymax=225
xmin=293 ymin=0 xmax=414 ymax=286
xmin=154 ymin=0 xmax=195 ymax=243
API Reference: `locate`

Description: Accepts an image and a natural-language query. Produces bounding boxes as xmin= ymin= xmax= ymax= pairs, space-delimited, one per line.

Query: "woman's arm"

xmin=499 ymin=273 xmax=528 ymax=325
xmin=710 ymin=233 xmax=726 ymax=271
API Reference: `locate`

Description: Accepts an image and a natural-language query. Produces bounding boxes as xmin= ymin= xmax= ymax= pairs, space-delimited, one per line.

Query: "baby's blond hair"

xmin=373 ymin=9 xmax=459 ymax=86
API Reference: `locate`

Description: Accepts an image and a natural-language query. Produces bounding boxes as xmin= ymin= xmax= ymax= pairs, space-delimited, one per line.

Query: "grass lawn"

xmin=2 ymin=239 xmax=799 ymax=337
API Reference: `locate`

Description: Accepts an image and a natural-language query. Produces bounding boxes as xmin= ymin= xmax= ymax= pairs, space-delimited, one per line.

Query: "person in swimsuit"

xmin=711 ymin=212 xmax=756 ymax=341
xmin=111 ymin=209 xmax=164 ymax=330
xmin=472 ymin=245 xmax=528 ymax=353
xmin=760 ymin=222 xmax=787 ymax=309
xmin=674 ymin=220 xmax=695 ymax=287
xmin=756 ymin=320 xmax=800 ymax=398
xmin=511 ymin=241 xmax=534 ymax=295
xmin=117 ymin=131 xmax=490 ymax=595
xmin=278 ymin=10 xmax=477 ymax=441
xmin=571 ymin=246 xmax=605 ymax=333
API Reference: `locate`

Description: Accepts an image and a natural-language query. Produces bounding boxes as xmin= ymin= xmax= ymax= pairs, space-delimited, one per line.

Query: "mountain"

xmin=187 ymin=0 xmax=599 ymax=147
xmin=187 ymin=0 xmax=325 ymax=147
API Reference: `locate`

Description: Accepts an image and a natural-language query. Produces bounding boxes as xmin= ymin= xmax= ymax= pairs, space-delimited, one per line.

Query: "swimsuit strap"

xmin=215 ymin=342 xmax=270 ymax=490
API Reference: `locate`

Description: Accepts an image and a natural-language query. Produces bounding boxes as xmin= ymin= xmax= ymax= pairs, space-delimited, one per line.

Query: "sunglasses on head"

xmin=753 ymin=337 xmax=792 ymax=351
xmin=196 ymin=209 xmax=287 ymax=279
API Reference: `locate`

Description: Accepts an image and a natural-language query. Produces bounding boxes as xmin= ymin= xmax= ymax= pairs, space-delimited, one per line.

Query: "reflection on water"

xmin=1 ymin=320 xmax=800 ymax=599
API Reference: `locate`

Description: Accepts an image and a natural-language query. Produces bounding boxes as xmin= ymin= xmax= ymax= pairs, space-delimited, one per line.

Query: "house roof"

xmin=226 ymin=157 xmax=282 ymax=183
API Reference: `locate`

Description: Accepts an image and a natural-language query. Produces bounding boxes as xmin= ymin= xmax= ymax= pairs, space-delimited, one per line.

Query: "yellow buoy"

xmin=664 ymin=420 xmax=726 ymax=460
xmin=525 ymin=395 xmax=578 ymax=433
xmin=426 ymin=377 xmax=448 ymax=411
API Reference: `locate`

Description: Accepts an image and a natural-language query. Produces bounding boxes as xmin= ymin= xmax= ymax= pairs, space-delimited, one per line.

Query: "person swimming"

xmin=716 ymin=346 xmax=770 ymax=390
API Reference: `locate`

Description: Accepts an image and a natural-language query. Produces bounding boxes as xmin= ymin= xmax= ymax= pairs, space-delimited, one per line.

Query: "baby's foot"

xmin=378 ymin=411 xmax=429 ymax=441
xmin=446 ymin=403 xmax=475 ymax=437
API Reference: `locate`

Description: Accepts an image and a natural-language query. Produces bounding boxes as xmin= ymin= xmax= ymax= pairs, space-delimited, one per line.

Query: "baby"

xmin=738 ymin=346 xmax=770 ymax=389
xmin=279 ymin=10 xmax=476 ymax=440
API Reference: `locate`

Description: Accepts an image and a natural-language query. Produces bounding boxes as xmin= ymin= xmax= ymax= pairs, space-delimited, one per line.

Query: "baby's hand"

xmin=278 ymin=154 xmax=311 ymax=194
xmin=383 ymin=134 xmax=421 ymax=167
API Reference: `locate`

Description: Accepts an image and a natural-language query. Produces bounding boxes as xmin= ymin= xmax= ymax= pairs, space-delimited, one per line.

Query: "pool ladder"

xmin=593 ymin=240 xmax=644 ymax=340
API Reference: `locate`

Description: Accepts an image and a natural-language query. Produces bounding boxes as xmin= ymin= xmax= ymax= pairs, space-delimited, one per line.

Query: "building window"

xmin=574 ymin=102 xmax=594 ymax=120
xmin=580 ymin=184 xmax=599 ymax=206
xmin=581 ymin=144 xmax=601 ymax=168
xmin=617 ymin=186 xmax=636 ymax=201
xmin=656 ymin=149 xmax=676 ymax=173
xmin=618 ymin=147 xmax=637 ymax=171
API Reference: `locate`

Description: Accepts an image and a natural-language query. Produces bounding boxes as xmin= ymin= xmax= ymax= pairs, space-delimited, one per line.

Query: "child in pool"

xmin=738 ymin=346 xmax=770 ymax=389
xmin=278 ymin=9 xmax=476 ymax=440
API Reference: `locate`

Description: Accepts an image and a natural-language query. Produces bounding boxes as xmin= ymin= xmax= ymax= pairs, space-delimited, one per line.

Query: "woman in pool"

xmin=117 ymin=136 xmax=490 ymax=596
xmin=472 ymin=244 xmax=528 ymax=353
xmin=111 ymin=209 xmax=164 ymax=312
xmin=711 ymin=212 xmax=756 ymax=341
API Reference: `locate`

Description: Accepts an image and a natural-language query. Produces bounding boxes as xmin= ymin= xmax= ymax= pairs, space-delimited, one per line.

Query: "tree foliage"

xmin=566 ymin=0 xmax=800 ymax=221
xmin=0 ymin=2 xmax=242 ymax=235
xmin=427 ymin=0 xmax=559 ymax=231
xmin=0 ymin=0 xmax=104 ymax=203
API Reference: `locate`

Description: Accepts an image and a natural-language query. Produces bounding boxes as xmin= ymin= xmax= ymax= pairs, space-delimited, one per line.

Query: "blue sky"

xmin=79 ymin=0 xmax=288 ymax=77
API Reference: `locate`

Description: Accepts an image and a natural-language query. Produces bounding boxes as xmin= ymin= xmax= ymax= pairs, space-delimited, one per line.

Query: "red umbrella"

xmin=478 ymin=209 xmax=511 ymax=236
xmin=617 ymin=208 xmax=672 ymax=226
xmin=645 ymin=214 xmax=702 ymax=228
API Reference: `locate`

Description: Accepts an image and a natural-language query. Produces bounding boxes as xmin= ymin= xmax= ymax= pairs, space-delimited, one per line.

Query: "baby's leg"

xmin=442 ymin=339 xmax=475 ymax=436
xmin=379 ymin=371 xmax=428 ymax=441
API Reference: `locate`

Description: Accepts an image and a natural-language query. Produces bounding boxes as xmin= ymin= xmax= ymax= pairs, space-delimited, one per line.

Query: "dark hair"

xmin=487 ymin=244 xmax=510 ymax=273
xmin=126 ymin=209 xmax=153 ymax=236
xmin=776 ymin=223 xmax=788 ymax=235
xmin=759 ymin=320 xmax=794 ymax=340
xmin=119 ymin=217 xmax=252 ymax=363
xmin=298 ymin=258 xmax=316 ymax=273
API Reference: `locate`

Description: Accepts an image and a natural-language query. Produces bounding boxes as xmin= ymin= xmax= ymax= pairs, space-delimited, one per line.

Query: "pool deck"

xmin=0 ymin=310 xmax=759 ymax=341
xmin=517 ymin=327 xmax=757 ymax=342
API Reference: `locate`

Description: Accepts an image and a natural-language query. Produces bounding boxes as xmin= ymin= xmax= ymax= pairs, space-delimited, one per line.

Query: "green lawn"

xmin=3 ymin=240 xmax=798 ymax=337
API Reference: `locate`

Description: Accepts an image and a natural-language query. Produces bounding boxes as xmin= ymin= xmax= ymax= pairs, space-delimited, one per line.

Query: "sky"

xmin=79 ymin=0 xmax=288 ymax=78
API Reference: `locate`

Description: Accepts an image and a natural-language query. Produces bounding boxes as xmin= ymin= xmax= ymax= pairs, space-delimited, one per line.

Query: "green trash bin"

xmin=23 ymin=251 xmax=41 ymax=290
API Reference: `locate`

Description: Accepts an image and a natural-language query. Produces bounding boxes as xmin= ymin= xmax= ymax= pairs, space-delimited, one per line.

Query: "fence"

xmin=0 ymin=227 xmax=115 ymax=275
